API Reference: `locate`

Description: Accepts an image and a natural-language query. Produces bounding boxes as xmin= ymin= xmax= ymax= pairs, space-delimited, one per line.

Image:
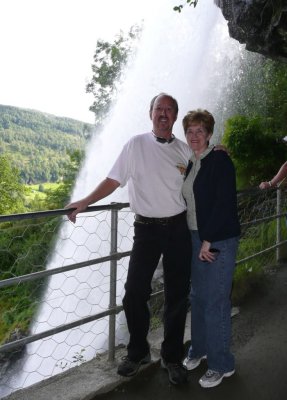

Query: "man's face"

xmin=150 ymin=95 xmax=178 ymax=136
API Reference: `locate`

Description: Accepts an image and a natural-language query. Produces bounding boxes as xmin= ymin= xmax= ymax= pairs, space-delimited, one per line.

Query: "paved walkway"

xmin=92 ymin=263 xmax=287 ymax=400
xmin=4 ymin=263 xmax=287 ymax=400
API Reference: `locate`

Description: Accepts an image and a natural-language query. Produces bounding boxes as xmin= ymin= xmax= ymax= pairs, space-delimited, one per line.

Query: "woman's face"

xmin=185 ymin=123 xmax=212 ymax=154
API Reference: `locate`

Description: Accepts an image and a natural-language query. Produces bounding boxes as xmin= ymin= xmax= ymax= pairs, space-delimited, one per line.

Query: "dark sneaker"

xmin=161 ymin=359 xmax=188 ymax=385
xmin=199 ymin=369 xmax=235 ymax=388
xmin=117 ymin=354 xmax=151 ymax=377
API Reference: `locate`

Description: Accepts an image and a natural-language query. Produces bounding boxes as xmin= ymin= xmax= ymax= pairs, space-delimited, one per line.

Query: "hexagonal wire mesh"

xmin=0 ymin=205 xmax=132 ymax=396
xmin=0 ymin=186 xmax=287 ymax=396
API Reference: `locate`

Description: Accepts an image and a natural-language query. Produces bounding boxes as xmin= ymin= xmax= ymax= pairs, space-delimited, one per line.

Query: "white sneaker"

xmin=199 ymin=369 xmax=235 ymax=388
xmin=183 ymin=355 xmax=207 ymax=370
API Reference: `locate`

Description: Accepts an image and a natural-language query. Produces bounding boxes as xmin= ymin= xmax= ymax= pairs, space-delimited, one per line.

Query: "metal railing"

xmin=0 ymin=186 xmax=286 ymax=396
xmin=0 ymin=203 xmax=130 ymax=356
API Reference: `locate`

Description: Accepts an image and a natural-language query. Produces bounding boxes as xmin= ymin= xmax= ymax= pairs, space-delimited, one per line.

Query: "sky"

xmin=0 ymin=0 xmax=152 ymax=123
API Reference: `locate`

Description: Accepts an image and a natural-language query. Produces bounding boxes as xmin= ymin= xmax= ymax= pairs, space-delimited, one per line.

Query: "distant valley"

xmin=0 ymin=104 xmax=94 ymax=183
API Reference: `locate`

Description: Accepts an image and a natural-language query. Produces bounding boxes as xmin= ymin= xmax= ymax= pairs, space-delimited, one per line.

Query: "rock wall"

xmin=215 ymin=0 xmax=287 ymax=62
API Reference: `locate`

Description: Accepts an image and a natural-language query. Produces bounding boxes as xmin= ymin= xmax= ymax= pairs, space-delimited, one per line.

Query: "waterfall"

xmin=1 ymin=0 xmax=244 ymax=395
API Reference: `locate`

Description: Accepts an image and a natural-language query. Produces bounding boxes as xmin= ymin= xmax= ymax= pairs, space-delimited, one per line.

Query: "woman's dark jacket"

xmin=185 ymin=149 xmax=241 ymax=243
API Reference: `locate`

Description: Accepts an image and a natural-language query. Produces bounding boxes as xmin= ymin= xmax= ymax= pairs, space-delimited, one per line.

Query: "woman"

xmin=181 ymin=109 xmax=240 ymax=388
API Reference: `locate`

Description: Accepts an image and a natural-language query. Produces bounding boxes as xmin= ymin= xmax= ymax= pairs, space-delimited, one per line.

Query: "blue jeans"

xmin=187 ymin=231 xmax=239 ymax=373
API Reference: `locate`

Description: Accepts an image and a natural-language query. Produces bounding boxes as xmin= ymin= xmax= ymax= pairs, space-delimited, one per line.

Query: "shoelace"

xmin=205 ymin=369 xmax=217 ymax=377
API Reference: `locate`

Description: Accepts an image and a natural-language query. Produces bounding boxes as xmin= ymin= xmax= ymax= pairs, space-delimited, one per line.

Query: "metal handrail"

xmin=0 ymin=202 xmax=131 ymax=359
xmin=0 ymin=251 xmax=131 ymax=289
xmin=0 ymin=202 xmax=129 ymax=222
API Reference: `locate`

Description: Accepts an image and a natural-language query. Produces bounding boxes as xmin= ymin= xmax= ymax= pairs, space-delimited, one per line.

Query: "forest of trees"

xmin=0 ymin=105 xmax=94 ymax=184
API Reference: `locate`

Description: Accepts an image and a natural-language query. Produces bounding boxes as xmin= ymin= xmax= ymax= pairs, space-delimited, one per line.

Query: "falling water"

xmin=1 ymin=0 xmax=245 ymax=396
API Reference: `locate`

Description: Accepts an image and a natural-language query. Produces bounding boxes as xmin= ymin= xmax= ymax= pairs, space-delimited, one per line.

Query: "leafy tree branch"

xmin=174 ymin=0 xmax=199 ymax=13
xmin=86 ymin=24 xmax=142 ymax=126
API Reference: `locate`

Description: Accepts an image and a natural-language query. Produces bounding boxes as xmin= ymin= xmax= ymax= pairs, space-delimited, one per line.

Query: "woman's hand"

xmin=259 ymin=181 xmax=271 ymax=190
xmin=199 ymin=240 xmax=217 ymax=263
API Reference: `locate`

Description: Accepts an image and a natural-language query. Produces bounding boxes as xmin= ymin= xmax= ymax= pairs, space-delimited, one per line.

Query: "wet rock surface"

xmin=215 ymin=0 xmax=287 ymax=62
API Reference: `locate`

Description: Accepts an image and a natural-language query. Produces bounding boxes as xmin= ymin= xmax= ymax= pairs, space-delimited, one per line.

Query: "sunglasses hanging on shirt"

xmin=152 ymin=131 xmax=175 ymax=143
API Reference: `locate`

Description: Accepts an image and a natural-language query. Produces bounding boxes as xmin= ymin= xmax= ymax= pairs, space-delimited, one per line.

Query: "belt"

xmin=135 ymin=211 xmax=186 ymax=225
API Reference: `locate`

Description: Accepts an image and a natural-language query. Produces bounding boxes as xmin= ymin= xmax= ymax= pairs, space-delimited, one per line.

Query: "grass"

xmin=231 ymin=217 xmax=286 ymax=305
xmin=25 ymin=182 xmax=60 ymax=199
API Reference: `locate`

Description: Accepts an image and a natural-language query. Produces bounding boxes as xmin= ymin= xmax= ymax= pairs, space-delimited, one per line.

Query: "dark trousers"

xmin=123 ymin=213 xmax=192 ymax=363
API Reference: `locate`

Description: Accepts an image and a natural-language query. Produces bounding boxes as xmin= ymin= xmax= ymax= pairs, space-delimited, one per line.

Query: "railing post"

xmin=108 ymin=207 xmax=118 ymax=361
xmin=276 ymin=187 xmax=282 ymax=262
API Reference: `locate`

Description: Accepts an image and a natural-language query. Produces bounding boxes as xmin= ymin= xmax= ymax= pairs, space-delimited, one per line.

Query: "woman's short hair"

xmin=182 ymin=109 xmax=215 ymax=134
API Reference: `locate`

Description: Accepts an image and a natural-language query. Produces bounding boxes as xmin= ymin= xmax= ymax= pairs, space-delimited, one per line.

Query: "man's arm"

xmin=65 ymin=178 xmax=120 ymax=223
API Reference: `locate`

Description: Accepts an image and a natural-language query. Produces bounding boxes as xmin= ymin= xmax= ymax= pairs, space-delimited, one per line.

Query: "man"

xmin=66 ymin=93 xmax=192 ymax=385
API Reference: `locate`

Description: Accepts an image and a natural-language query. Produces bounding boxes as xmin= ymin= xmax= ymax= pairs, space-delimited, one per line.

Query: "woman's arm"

xmin=259 ymin=161 xmax=287 ymax=189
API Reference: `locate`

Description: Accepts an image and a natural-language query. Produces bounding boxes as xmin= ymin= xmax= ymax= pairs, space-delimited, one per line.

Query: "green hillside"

xmin=0 ymin=104 xmax=94 ymax=183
